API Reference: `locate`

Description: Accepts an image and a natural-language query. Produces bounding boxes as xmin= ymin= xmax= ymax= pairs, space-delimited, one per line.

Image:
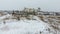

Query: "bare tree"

xmin=37 ymin=7 xmax=41 ymax=12
xmin=12 ymin=10 xmax=15 ymax=16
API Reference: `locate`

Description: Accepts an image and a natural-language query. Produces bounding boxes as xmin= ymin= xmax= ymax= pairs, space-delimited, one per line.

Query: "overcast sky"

xmin=0 ymin=0 xmax=60 ymax=11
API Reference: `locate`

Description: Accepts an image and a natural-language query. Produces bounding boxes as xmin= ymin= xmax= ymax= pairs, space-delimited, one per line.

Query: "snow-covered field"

xmin=0 ymin=14 xmax=60 ymax=34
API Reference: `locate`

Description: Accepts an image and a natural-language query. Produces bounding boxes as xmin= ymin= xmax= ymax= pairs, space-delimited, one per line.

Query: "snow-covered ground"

xmin=0 ymin=14 xmax=60 ymax=34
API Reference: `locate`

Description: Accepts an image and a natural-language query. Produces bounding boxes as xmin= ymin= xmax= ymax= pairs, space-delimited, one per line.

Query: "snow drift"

xmin=0 ymin=14 xmax=60 ymax=34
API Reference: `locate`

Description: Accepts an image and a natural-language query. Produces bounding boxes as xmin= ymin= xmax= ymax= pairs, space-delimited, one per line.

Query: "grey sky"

xmin=0 ymin=0 xmax=60 ymax=11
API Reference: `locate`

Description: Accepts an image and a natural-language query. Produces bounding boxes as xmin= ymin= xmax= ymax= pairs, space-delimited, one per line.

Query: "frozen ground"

xmin=0 ymin=14 xmax=60 ymax=34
